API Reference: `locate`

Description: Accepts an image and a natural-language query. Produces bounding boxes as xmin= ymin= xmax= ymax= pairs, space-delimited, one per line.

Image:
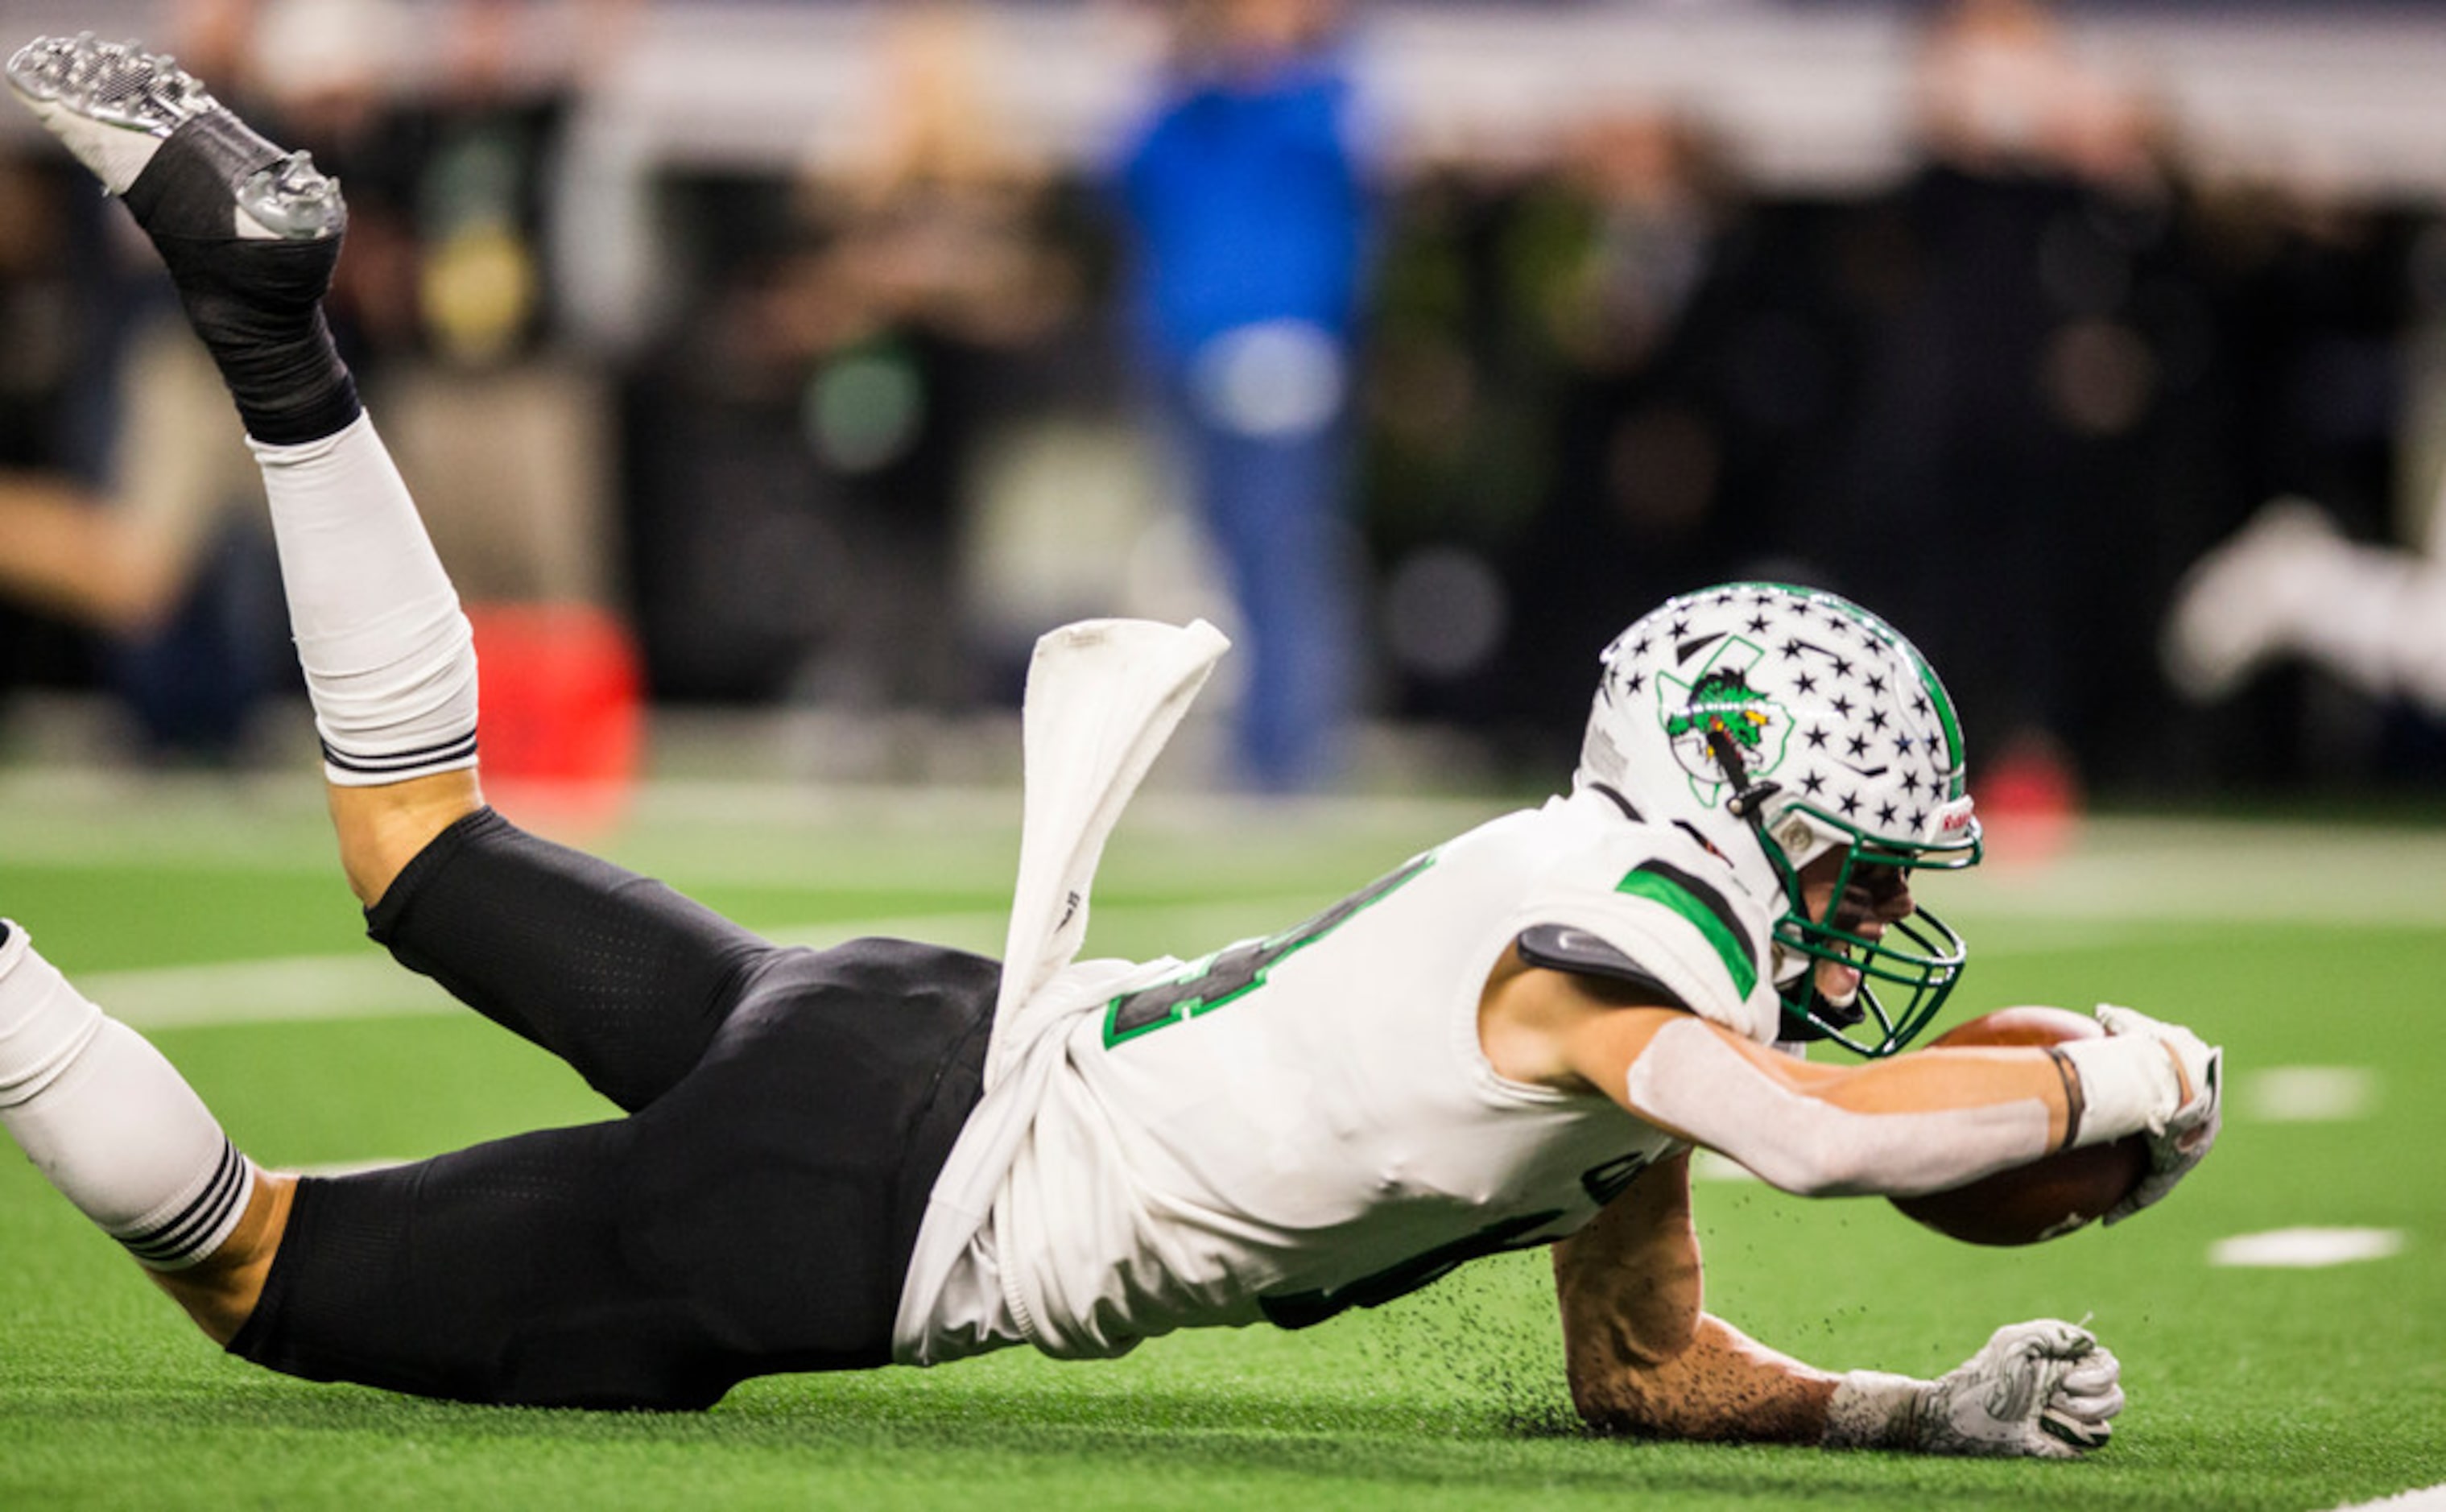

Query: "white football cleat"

xmin=6 ymin=31 xmax=341 ymax=242
xmin=5 ymin=32 xmax=217 ymax=193
xmin=2160 ymin=497 xmax=2337 ymax=703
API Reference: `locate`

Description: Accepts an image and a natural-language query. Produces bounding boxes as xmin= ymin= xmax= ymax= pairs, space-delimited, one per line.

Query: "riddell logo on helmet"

xmin=1659 ymin=638 xmax=1791 ymax=808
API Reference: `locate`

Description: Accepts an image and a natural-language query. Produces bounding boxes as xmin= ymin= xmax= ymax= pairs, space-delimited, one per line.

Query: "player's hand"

xmin=2093 ymin=1002 xmax=2223 ymax=1225
xmin=1917 ymin=1319 xmax=2124 ymax=1458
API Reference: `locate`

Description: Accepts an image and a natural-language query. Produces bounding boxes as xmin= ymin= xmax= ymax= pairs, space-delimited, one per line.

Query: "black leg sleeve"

xmin=366 ymin=808 xmax=777 ymax=1112
xmin=228 ymin=1124 xmax=744 ymax=1410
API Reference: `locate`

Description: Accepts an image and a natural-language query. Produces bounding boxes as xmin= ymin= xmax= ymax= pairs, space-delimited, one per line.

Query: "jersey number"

xmin=1101 ymin=852 xmax=1436 ymax=1048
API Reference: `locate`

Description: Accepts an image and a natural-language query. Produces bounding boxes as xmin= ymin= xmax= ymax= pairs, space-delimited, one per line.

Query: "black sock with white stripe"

xmin=250 ymin=414 xmax=479 ymax=787
xmin=0 ymin=923 xmax=258 ymax=1271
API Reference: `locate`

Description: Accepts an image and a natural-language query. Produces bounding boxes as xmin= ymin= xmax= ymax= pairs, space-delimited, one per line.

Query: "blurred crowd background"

xmin=6 ymin=0 xmax=2446 ymax=808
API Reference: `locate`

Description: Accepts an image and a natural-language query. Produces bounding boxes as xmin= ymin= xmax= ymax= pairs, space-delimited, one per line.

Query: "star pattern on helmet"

xmin=1601 ymin=585 xmax=1965 ymax=845
xmin=1742 ymin=591 xmax=1962 ymax=837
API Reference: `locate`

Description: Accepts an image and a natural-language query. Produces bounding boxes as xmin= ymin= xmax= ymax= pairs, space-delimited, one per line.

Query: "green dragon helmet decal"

xmin=1659 ymin=639 xmax=1792 ymax=808
xmin=1576 ymin=583 xmax=1985 ymax=1056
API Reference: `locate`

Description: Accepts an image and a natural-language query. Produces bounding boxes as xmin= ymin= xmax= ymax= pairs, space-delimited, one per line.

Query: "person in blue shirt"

xmin=1113 ymin=0 xmax=1375 ymax=791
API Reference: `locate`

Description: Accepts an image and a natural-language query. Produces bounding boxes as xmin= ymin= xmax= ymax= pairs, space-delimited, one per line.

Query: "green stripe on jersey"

xmin=1614 ymin=866 xmax=1758 ymax=998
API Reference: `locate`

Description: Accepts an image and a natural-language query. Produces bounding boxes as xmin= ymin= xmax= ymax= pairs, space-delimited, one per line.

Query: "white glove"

xmin=2092 ymin=1003 xmax=2223 ymax=1225
xmin=1921 ymin=1320 xmax=2124 ymax=1457
xmin=1824 ymin=1320 xmax=2123 ymax=1457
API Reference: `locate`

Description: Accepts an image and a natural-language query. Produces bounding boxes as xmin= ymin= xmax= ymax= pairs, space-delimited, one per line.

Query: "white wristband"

xmin=1824 ymin=1369 xmax=1925 ymax=1450
xmin=2056 ymin=1033 xmax=2183 ymax=1146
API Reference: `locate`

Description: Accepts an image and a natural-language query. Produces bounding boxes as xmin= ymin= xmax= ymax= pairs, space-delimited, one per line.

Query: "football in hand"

xmin=1889 ymin=1006 xmax=2149 ymax=1246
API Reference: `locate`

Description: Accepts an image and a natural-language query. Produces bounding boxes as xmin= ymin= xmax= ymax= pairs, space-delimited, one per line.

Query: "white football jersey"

xmin=902 ymin=785 xmax=1784 ymax=1363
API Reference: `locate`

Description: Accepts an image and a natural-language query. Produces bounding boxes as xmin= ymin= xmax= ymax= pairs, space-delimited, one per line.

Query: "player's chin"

xmin=1813 ymin=959 xmax=1864 ymax=1006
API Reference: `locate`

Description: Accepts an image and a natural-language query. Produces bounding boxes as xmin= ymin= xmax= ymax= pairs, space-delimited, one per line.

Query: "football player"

xmin=0 ymin=35 xmax=2220 ymax=1453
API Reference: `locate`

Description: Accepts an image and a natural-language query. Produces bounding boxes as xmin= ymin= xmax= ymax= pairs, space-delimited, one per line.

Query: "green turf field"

xmin=2 ymin=767 xmax=2441 ymax=1511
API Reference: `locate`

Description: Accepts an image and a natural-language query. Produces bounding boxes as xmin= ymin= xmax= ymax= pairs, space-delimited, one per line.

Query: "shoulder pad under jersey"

xmin=1510 ymin=815 xmax=1781 ymax=1043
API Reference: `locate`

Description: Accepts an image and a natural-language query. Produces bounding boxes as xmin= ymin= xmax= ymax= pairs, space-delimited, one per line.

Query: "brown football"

xmin=1889 ymin=1006 xmax=2149 ymax=1246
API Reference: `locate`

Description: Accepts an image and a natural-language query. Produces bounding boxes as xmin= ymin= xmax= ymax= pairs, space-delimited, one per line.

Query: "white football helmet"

xmin=1576 ymin=583 xmax=1983 ymax=1055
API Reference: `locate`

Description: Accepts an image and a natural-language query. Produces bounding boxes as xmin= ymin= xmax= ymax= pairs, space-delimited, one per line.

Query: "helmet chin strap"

xmin=1704 ymin=726 xmax=1870 ymax=1035
xmin=1702 ymin=727 xmax=1781 ymax=828
xmin=1700 ymin=724 xmax=1795 ymax=927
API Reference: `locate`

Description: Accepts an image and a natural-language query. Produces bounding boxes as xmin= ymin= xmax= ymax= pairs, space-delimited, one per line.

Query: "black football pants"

xmin=226 ymin=808 xmax=996 ymax=1408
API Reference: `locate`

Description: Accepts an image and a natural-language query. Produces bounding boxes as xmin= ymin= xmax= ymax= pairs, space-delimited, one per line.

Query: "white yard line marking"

xmin=2331 ymin=1485 xmax=2446 ymax=1510
xmin=2208 ymin=1228 xmax=2406 ymax=1269
xmin=2243 ymin=1066 xmax=2378 ymax=1123
xmin=87 ymin=955 xmax=462 ymax=1030
xmin=86 ymin=901 xmax=1299 ymax=1031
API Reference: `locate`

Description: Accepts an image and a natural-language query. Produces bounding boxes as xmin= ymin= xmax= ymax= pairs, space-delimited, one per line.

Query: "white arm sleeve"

xmin=1623 ymin=1018 xmax=2054 ymax=1197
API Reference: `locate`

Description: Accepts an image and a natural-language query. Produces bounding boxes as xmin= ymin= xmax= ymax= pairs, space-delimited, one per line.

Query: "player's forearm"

xmin=1565 ymin=1312 xmax=1843 ymax=1444
xmin=1565 ymin=1311 xmax=2100 ymax=1456
xmin=1552 ymin=1160 xmax=1840 ymax=1445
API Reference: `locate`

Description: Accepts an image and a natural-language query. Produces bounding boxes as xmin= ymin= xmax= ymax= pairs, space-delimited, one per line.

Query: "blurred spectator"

xmin=1111 ymin=0 xmax=1377 ymax=792
xmin=782 ymin=0 xmax=1080 ymax=709
xmin=0 ymin=0 xmax=645 ymax=780
xmin=625 ymin=1 xmax=1080 ymax=721
xmin=0 ymin=147 xmax=187 ymax=638
xmin=242 ymin=0 xmax=431 ymax=372
xmin=1911 ymin=0 xmax=2158 ymax=188
xmin=385 ymin=0 xmax=649 ymax=815
xmin=1354 ymin=105 xmax=1774 ymax=742
xmin=1502 ymin=108 xmax=1770 ymax=726
xmin=242 ymin=0 xmax=637 ymax=613
xmin=1832 ymin=0 xmax=2167 ymax=808
xmin=0 ymin=3 xmax=287 ymax=759
xmin=0 ymin=345 xmax=270 ymax=660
